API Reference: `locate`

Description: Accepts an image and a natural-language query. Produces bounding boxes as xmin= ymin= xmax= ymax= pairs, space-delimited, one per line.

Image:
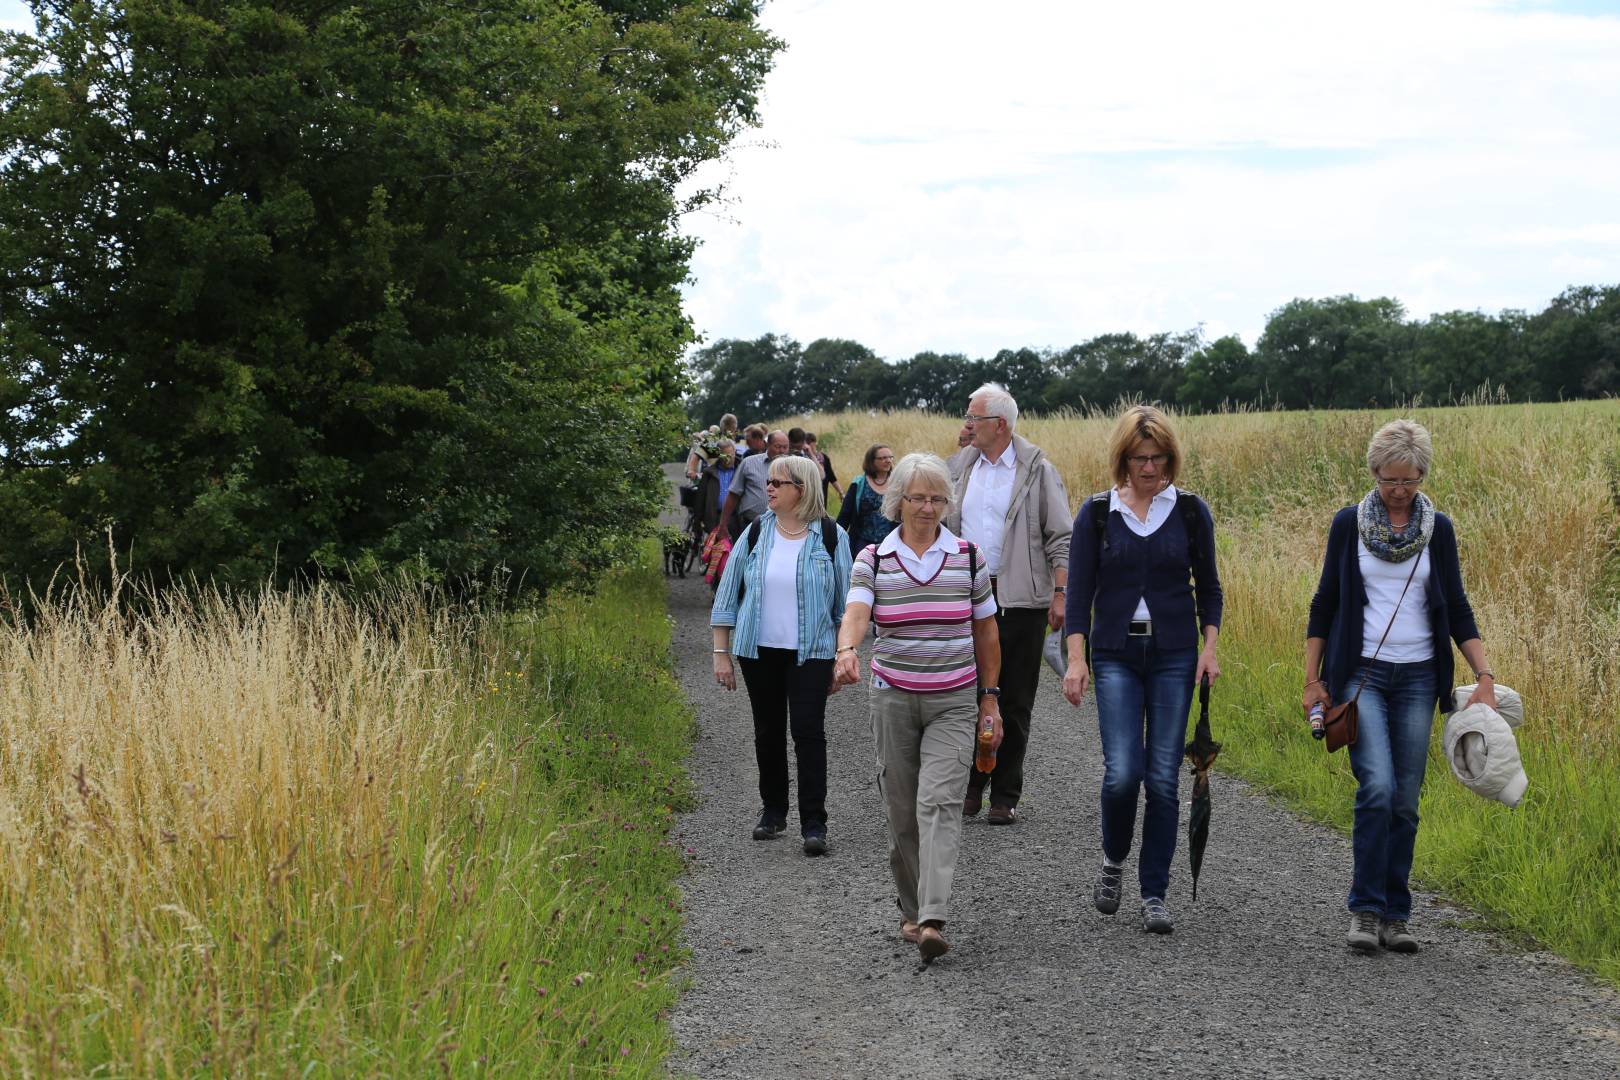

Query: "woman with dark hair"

xmin=836 ymin=444 xmax=898 ymax=555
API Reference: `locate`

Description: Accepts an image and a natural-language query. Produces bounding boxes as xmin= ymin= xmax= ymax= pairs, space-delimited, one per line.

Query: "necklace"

xmin=776 ymin=521 xmax=809 ymax=539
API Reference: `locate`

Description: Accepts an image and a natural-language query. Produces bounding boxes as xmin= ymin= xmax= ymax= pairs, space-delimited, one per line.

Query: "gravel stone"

xmin=659 ymin=474 xmax=1620 ymax=1079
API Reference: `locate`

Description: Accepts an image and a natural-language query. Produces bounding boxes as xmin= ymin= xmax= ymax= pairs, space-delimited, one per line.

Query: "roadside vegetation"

xmin=0 ymin=549 xmax=693 ymax=1075
xmin=812 ymin=400 xmax=1620 ymax=983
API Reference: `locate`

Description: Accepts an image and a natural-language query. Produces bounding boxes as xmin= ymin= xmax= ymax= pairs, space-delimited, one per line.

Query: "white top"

xmin=1109 ymin=484 xmax=1180 ymax=621
xmin=1358 ymin=540 xmax=1433 ymax=663
xmin=960 ymin=441 xmax=1017 ymax=576
xmin=757 ymin=533 xmax=806 ymax=650
xmin=847 ymin=525 xmax=1000 ymax=622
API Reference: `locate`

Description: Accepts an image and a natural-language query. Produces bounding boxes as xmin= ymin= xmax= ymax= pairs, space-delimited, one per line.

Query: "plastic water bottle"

xmin=975 ymin=715 xmax=997 ymax=773
xmin=1308 ymin=701 xmax=1327 ymax=740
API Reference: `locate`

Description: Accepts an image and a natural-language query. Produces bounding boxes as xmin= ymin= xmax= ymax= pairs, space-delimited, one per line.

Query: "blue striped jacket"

xmin=710 ymin=511 xmax=853 ymax=663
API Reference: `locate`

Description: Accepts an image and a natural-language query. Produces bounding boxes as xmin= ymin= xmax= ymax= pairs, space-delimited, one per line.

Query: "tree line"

xmin=686 ymin=286 xmax=1620 ymax=419
xmin=1 ymin=0 xmax=779 ymax=598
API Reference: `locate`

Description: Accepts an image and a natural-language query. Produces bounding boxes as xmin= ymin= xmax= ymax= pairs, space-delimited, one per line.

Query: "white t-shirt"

xmin=1358 ymin=540 xmax=1433 ymax=663
xmin=757 ymin=533 xmax=806 ymax=650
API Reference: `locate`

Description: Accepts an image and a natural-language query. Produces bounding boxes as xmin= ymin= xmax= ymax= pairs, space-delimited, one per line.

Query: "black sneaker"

xmin=1094 ymin=863 xmax=1124 ymax=915
xmin=751 ymin=814 xmax=786 ymax=841
xmin=1141 ymin=896 xmax=1174 ymax=934
xmin=802 ymin=823 xmax=828 ymax=856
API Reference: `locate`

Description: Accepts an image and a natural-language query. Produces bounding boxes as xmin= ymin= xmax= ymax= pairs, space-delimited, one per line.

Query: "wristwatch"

xmin=978 ymin=687 xmax=1001 ymax=699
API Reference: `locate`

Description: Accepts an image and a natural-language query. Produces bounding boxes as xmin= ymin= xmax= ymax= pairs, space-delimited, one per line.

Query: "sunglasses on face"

xmin=765 ymin=478 xmax=802 ymax=489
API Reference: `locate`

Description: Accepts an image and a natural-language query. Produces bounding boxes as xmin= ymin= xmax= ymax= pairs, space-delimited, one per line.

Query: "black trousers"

xmin=738 ymin=647 xmax=833 ymax=831
xmin=968 ymin=605 xmax=1048 ymax=808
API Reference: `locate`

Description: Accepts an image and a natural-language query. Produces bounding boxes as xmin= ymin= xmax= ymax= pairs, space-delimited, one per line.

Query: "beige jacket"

xmin=945 ymin=434 xmax=1072 ymax=610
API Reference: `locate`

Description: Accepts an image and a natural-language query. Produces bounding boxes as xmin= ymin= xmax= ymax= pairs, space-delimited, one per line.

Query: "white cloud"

xmin=679 ymin=0 xmax=1620 ymax=357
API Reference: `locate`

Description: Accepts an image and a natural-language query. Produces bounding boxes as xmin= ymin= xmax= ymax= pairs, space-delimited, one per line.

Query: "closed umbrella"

xmin=1183 ymin=674 xmax=1221 ymax=900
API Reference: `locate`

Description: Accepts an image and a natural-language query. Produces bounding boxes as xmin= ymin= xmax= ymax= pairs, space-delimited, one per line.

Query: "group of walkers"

xmin=696 ymin=386 xmax=1497 ymax=962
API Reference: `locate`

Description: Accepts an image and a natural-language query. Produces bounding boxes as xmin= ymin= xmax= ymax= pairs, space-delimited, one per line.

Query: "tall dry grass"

xmin=0 ymin=553 xmax=692 ymax=1074
xmin=811 ymin=400 xmax=1620 ymax=979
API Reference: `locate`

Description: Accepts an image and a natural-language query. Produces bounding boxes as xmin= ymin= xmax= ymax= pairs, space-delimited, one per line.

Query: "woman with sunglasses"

xmin=1063 ymin=405 xmax=1222 ymax=935
xmin=834 ymin=452 xmax=1001 ymax=961
xmin=712 ymin=454 xmax=853 ymax=856
xmin=1302 ymin=419 xmax=1496 ymax=954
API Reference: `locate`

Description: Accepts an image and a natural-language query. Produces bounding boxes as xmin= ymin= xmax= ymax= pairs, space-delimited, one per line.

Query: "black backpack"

xmin=1087 ymin=488 xmax=1205 ymax=565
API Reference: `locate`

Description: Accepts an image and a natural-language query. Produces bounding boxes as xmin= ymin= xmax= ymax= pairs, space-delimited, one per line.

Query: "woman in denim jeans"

xmin=1302 ymin=419 xmax=1497 ymax=954
xmin=1062 ymin=406 xmax=1222 ymax=935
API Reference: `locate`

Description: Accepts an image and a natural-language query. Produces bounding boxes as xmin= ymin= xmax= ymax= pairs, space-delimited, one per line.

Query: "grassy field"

xmin=0 ymin=549 xmax=692 ymax=1076
xmin=810 ymin=400 xmax=1620 ymax=982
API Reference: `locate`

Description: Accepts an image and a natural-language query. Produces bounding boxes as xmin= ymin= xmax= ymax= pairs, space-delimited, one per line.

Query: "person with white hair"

xmin=947 ymin=383 xmax=1071 ymax=825
xmin=834 ymin=452 xmax=1001 ymax=962
xmin=712 ymin=454 xmax=853 ymax=856
xmin=1302 ymin=418 xmax=1497 ymax=954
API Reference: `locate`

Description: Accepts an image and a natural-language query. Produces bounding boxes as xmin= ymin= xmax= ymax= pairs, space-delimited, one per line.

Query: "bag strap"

xmin=1347 ymin=552 xmax=1423 ymax=706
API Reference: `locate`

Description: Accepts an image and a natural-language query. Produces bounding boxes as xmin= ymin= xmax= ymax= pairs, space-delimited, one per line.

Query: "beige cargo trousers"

xmin=871 ymin=684 xmax=977 ymax=924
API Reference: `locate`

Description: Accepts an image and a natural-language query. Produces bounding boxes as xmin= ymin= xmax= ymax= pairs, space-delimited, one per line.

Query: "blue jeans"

xmin=1345 ymin=658 xmax=1438 ymax=920
xmin=1092 ymin=641 xmax=1197 ymax=900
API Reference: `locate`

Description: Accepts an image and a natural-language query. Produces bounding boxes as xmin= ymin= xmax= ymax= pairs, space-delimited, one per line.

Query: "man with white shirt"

xmin=945 ymin=384 xmax=1072 ymax=824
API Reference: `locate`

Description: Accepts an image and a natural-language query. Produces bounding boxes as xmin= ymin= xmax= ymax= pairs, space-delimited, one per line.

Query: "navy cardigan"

xmin=1306 ymin=506 xmax=1481 ymax=715
xmin=1065 ymin=493 xmax=1223 ymax=651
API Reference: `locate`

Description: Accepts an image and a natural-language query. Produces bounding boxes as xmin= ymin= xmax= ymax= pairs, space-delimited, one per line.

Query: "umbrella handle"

xmin=1199 ymin=672 xmax=1210 ymax=706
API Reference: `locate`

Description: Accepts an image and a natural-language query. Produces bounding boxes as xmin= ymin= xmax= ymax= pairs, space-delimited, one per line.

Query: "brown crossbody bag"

xmin=1321 ymin=553 xmax=1423 ymax=753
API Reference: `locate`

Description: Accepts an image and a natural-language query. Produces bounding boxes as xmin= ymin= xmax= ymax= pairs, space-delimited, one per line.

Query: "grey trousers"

xmin=871 ymin=685 xmax=977 ymax=924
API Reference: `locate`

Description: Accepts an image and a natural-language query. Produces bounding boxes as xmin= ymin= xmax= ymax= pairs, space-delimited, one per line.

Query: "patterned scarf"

xmin=1357 ymin=487 xmax=1435 ymax=563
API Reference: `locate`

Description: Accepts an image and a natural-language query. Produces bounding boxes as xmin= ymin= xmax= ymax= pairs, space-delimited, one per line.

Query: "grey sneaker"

xmin=1094 ymin=863 xmax=1124 ymax=915
xmin=1141 ymin=897 xmax=1173 ymax=934
xmin=1346 ymin=910 xmax=1381 ymax=952
xmin=1380 ymin=919 xmax=1419 ymax=953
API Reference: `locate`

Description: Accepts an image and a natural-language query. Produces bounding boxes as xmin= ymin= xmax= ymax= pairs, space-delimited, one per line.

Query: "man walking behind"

xmin=719 ymin=429 xmax=790 ymax=539
xmin=947 ymin=384 xmax=1071 ymax=824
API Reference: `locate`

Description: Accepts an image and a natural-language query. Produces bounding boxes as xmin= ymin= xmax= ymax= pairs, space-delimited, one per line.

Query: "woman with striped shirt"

xmin=833 ymin=452 xmax=1001 ymax=961
xmin=712 ymin=454 xmax=854 ymax=856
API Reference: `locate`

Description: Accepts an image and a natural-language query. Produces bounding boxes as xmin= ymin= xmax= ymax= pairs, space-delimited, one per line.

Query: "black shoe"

xmin=802 ymin=823 xmax=828 ymax=856
xmin=1094 ymin=863 xmax=1124 ymax=915
xmin=751 ymin=814 xmax=786 ymax=841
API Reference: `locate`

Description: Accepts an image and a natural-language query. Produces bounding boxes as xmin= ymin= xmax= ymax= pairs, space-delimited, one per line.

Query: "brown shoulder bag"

xmin=1321 ymin=553 xmax=1423 ymax=753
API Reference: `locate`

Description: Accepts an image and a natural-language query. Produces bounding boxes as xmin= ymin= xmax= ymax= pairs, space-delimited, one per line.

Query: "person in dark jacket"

xmin=1302 ymin=419 xmax=1497 ymax=955
xmin=835 ymin=444 xmax=897 ymax=555
xmin=1062 ymin=405 xmax=1222 ymax=935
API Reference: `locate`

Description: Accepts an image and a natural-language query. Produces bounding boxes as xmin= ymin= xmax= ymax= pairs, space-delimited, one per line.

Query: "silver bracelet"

xmin=713 ymin=648 xmax=729 ymax=654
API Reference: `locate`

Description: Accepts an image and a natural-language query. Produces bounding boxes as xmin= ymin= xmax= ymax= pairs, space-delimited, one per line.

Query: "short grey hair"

xmin=882 ymin=452 xmax=953 ymax=522
xmin=1367 ymin=419 xmax=1433 ymax=477
xmin=769 ymin=454 xmax=826 ymax=525
xmin=970 ymin=382 xmax=1018 ymax=432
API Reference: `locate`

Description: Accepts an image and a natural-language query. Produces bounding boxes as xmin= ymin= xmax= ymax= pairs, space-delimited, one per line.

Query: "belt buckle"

xmin=1127 ymin=619 xmax=1152 ymax=636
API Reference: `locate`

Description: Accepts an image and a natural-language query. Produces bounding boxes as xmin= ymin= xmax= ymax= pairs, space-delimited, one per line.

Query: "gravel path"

xmin=658 ymin=476 xmax=1620 ymax=1079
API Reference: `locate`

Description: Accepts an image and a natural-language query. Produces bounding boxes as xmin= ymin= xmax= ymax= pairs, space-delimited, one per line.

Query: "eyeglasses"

xmin=962 ymin=412 xmax=1000 ymax=424
xmin=765 ymin=478 xmax=802 ymax=489
xmin=1376 ymin=475 xmax=1423 ymax=489
xmin=901 ymin=494 xmax=949 ymax=507
xmin=1127 ymin=453 xmax=1171 ymax=468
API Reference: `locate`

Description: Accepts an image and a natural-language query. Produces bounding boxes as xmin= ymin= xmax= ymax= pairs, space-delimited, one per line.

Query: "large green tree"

xmin=0 ymin=0 xmax=777 ymax=594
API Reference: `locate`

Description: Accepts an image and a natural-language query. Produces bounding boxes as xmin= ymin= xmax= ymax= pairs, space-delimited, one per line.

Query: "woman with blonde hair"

xmin=834 ymin=452 xmax=1000 ymax=961
xmin=1063 ymin=405 xmax=1222 ymax=935
xmin=712 ymin=454 xmax=853 ymax=855
xmin=1303 ymin=419 xmax=1496 ymax=953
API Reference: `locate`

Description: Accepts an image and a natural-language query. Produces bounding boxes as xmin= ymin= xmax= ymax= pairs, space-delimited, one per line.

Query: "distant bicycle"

xmin=664 ymin=481 xmax=704 ymax=577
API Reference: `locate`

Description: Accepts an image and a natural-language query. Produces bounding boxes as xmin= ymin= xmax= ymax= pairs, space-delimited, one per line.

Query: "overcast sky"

xmin=677 ymin=0 xmax=1620 ymax=357
xmin=6 ymin=0 xmax=1618 ymax=359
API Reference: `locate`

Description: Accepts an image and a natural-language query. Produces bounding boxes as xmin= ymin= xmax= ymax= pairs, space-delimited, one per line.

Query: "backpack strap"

xmin=1089 ymin=490 xmax=1111 ymax=556
xmin=1174 ymin=489 xmax=1203 ymax=568
xmin=958 ymin=538 xmax=979 ymax=592
xmin=820 ymin=517 xmax=837 ymax=557
xmin=746 ymin=518 xmax=762 ymax=550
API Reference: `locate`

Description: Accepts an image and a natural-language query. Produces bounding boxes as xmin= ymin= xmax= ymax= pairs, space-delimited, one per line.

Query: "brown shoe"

xmin=987 ymin=804 xmax=1018 ymax=825
xmin=917 ymin=923 xmax=949 ymax=961
xmin=900 ymin=920 xmax=922 ymax=944
xmin=963 ymin=787 xmax=983 ymax=817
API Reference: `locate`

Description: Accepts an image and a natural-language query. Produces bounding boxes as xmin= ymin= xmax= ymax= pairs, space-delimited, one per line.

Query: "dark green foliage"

xmin=0 ymin=1 xmax=779 ymax=596
xmin=687 ymin=284 xmax=1620 ymax=419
